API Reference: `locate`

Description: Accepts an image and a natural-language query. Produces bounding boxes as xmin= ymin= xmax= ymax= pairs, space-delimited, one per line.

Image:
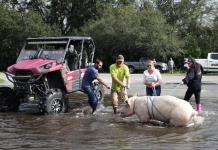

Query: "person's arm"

xmin=144 ymin=80 xmax=152 ymax=87
xmin=125 ymin=66 xmax=130 ymax=89
xmin=143 ymin=72 xmax=152 ymax=87
xmin=126 ymin=76 xmax=130 ymax=89
xmin=152 ymin=70 xmax=162 ymax=87
xmin=192 ymin=64 xmax=202 ymax=82
xmin=111 ymin=75 xmax=126 ymax=87
xmin=153 ymin=80 xmax=161 ymax=87
xmin=96 ymin=76 xmax=110 ymax=89
xmin=182 ymin=70 xmax=189 ymax=85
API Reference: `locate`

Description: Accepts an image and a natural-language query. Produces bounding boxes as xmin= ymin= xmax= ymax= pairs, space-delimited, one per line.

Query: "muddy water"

xmin=0 ymin=88 xmax=218 ymax=150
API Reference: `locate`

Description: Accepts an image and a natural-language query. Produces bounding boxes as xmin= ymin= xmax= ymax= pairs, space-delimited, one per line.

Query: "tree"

xmin=80 ymin=5 xmax=182 ymax=68
xmin=0 ymin=4 xmax=59 ymax=70
xmin=31 ymin=0 xmax=99 ymax=35
xmin=153 ymin=0 xmax=216 ymax=58
xmin=211 ymin=16 xmax=218 ymax=52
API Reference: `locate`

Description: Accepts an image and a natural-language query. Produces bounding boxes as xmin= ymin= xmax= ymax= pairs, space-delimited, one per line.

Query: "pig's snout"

xmin=119 ymin=111 xmax=126 ymax=118
xmin=117 ymin=109 xmax=129 ymax=118
xmin=116 ymin=109 xmax=125 ymax=117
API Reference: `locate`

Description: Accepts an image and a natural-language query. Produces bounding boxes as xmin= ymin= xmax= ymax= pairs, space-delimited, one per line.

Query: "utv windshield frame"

xmin=16 ymin=36 xmax=95 ymax=68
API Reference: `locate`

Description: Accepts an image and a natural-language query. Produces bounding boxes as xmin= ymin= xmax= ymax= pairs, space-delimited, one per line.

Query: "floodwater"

xmin=0 ymin=84 xmax=218 ymax=150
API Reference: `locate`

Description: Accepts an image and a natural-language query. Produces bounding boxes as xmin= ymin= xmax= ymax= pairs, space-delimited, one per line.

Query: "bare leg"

xmin=111 ymin=91 xmax=118 ymax=114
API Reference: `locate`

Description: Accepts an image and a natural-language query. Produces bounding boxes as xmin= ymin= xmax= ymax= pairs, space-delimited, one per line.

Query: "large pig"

xmin=118 ymin=95 xmax=203 ymax=127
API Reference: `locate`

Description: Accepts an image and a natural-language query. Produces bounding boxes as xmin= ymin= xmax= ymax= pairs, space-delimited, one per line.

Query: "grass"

xmin=162 ymin=69 xmax=185 ymax=75
xmin=203 ymin=72 xmax=218 ymax=76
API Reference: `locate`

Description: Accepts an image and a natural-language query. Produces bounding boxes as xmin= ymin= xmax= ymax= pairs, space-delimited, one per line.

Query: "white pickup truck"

xmin=195 ymin=53 xmax=218 ymax=73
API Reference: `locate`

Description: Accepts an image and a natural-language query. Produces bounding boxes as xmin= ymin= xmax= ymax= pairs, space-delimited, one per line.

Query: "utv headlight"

xmin=40 ymin=63 xmax=52 ymax=70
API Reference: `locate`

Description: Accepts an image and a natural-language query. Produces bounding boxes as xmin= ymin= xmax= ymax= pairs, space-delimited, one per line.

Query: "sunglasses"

xmin=116 ymin=61 xmax=123 ymax=63
xmin=147 ymin=65 xmax=152 ymax=67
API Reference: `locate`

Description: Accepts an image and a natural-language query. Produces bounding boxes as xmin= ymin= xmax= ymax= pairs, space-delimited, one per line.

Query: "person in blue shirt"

xmin=82 ymin=59 xmax=110 ymax=114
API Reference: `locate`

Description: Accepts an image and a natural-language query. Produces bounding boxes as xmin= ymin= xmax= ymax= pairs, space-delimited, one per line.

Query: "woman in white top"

xmin=143 ymin=60 xmax=162 ymax=96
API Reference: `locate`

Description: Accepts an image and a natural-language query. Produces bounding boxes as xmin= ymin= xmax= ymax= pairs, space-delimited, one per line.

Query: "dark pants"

xmin=146 ymin=86 xmax=161 ymax=96
xmin=82 ymin=86 xmax=98 ymax=112
xmin=184 ymin=86 xmax=201 ymax=104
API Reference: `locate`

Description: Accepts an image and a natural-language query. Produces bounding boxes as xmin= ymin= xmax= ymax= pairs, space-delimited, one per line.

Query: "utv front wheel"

xmin=45 ymin=89 xmax=69 ymax=114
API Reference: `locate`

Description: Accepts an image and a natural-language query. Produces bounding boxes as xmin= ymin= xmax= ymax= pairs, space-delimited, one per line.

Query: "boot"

xmin=196 ymin=104 xmax=202 ymax=112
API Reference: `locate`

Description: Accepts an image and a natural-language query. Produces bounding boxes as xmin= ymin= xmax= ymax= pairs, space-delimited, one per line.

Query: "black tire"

xmin=0 ymin=87 xmax=20 ymax=112
xmin=128 ymin=66 xmax=135 ymax=74
xmin=44 ymin=89 xmax=69 ymax=114
xmin=93 ymin=83 xmax=105 ymax=104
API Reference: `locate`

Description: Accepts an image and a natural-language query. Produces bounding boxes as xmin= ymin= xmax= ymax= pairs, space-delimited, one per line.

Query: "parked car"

xmin=194 ymin=53 xmax=218 ymax=73
xmin=0 ymin=36 xmax=104 ymax=114
xmin=125 ymin=58 xmax=168 ymax=73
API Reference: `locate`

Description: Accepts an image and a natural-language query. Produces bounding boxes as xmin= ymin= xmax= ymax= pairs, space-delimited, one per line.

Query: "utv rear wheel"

xmin=93 ymin=83 xmax=105 ymax=104
xmin=0 ymin=87 xmax=20 ymax=112
xmin=45 ymin=89 xmax=69 ymax=114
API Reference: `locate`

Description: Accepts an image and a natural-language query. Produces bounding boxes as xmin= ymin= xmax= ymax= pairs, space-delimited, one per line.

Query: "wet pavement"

xmin=100 ymin=73 xmax=218 ymax=99
xmin=1 ymin=72 xmax=218 ymax=98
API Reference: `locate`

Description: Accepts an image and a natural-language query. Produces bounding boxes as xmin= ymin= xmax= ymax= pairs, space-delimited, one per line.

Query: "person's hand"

xmin=121 ymin=85 xmax=127 ymax=89
xmin=179 ymin=82 xmax=184 ymax=85
xmin=151 ymin=82 xmax=156 ymax=88
xmin=120 ymin=82 xmax=126 ymax=88
xmin=182 ymin=78 xmax=188 ymax=85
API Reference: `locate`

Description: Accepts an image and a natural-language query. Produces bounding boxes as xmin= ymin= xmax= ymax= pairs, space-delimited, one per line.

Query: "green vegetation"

xmin=0 ymin=0 xmax=218 ymax=69
xmin=81 ymin=5 xmax=183 ymax=65
xmin=162 ymin=69 xmax=186 ymax=75
xmin=0 ymin=2 xmax=60 ymax=69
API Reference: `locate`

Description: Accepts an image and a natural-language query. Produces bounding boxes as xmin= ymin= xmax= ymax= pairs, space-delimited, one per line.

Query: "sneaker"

xmin=92 ymin=111 xmax=97 ymax=115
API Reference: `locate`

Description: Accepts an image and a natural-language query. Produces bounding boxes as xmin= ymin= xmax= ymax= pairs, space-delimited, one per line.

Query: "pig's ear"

xmin=125 ymin=99 xmax=130 ymax=107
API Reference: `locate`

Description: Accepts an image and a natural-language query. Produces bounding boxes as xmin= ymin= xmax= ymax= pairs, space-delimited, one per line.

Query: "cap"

xmin=116 ymin=54 xmax=124 ymax=61
xmin=187 ymin=57 xmax=195 ymax=63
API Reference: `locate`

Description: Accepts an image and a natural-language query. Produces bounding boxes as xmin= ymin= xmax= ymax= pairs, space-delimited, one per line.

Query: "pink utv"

xmin=0 ymin=36 xmax=104 ymax=114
